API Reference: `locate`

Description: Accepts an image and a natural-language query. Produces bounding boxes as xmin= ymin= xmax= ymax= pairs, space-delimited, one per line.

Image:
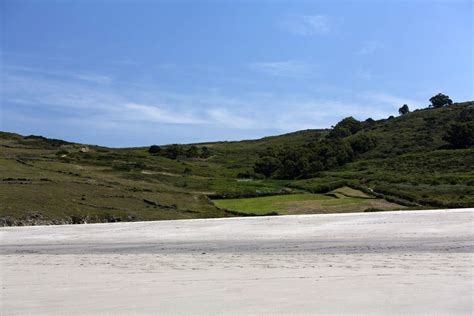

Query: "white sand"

xmin=1 ymin=209 xmax=473 ymax=315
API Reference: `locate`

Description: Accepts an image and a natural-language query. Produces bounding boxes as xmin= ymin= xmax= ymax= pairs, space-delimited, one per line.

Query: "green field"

xmin=212 ymin=189 xmax=402 ymax=215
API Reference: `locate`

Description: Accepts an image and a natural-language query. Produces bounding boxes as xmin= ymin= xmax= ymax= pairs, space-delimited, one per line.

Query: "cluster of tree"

xmin=443 ymin=107 xmax=474 ymax=148
xmin=429 ymin=93 xmax=453 ymax=108
xmin=254 ymin=117 xmax=377 ymax=179
xmin=398 ymin=93 xmax=454 ymax=116
xmin=423 ymin=94 xmax=473 ymax=149
xmin=443 ymin=122 xmax=474 ymax=148
xmin=328 ymin=117 xmax=363 ymax=138
xmin=253 ymin=93 xmax=470 ymax=179
xmin=148 ymin=144 xmax=211 ymax=159
xmin=20 ymin=135 xmax=72 ymax=149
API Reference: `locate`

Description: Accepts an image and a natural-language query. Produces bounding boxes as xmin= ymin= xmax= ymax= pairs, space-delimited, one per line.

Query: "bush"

xmin=254 ymin=156 xmax=281 ymax=178
xmin=200 ymin=146 xmax=211 ymax=158
xmin=443 ymin=122 xmax=474 ymax=148
xmin=185 ymin=145 xmax=199 ymax=158
xmin=55 ymin=149 xmax=69 ymax=156
xmin=148 ymin=145 xmax=162 ymax=154
xmin=459 ymin=106 xmax=474 ymax=122
xmin=328 ymin=117 xmax=362 ymax=138
xmin=350 ymin=134 xmax=377 ymax=155
xmin=162 ymin=144 xmax=181 ymax=159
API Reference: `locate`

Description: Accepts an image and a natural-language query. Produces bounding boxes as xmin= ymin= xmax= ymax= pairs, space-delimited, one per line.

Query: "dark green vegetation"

xmin=1 ymin=99 xmax=473 ymax=226
xmin=252 ymin=101 xmax=474 ymax=209
xmin=429 ymin=93 xmax=453 ymax=109
xmin=399 ymin=104 xmax=410 ymax=115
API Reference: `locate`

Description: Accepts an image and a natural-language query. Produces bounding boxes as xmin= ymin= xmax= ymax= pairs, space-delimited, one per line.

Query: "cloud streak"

xmin=3 ymin=65 xmax=112 ymax=85
xmin=281 ymin=14 xmax=333 ymax=36
xmin=122 ymin=103 xmax=205 ymax=124
xmin=356 ymin=41 xmax=382 ymax=55
xmin=248 ymin=60 xmax=315 ymax=77
xmin=2 ymin=65 xmax=422 ymax=146
xmin=361 ymin=91 xmax=423 ymax=108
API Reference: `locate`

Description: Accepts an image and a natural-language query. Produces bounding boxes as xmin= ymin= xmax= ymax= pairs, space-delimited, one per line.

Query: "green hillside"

xmin=1 ymin=101 xmax=473 ymax=225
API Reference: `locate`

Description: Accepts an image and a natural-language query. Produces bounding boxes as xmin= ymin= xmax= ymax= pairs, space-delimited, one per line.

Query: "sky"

xmin=1 ymin=0 xmax=473 ymax=147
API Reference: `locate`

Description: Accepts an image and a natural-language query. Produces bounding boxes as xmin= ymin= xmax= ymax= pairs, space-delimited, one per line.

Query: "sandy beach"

xmin=1 ymin=209 xmax=473 ymax=314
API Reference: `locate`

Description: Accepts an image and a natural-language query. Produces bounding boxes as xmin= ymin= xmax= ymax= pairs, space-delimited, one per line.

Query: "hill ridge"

xmin=1 ymin=101 xmax=473 ymax=225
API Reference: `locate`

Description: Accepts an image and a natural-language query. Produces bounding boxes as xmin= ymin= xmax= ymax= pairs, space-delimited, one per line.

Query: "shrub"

xmin=162 ymin=144 xmax=181 ymax=159
xmin=443 ymin=122 xmax=474 ymax=148
xmin=254 ymin=156 xmax=281 ymax=178
xmin=200 ymin=146 xmax=211 ymax=158
xmin=349 ymin=134 xmax=377 ymax=155
xmin=148 ymin=145 xmax=162 ymax=154
xmin=329 ymin=117 xmax=363 ymax=138
xmin=185 ymin=145 xmax=199 ymax=158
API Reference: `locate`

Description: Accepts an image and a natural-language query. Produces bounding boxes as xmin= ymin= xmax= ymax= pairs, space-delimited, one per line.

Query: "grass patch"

xmin=213 ymin=193 xmax=332 ymax=214
xmin=212 ymin=190 xmax=403 ymax=215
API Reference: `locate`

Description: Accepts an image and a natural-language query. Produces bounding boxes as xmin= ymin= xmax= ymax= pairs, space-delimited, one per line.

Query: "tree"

xmin=274 ymin=159 xmax=298 ymax=179
xmin=253 ymin=156 xmax=281 ymax=178
xmin=185 ymin=145 xmax=199 ymax=158
xmin=309 ymin=160 xmax=324 ymax=173
xmin=363 ymin=118 xmax=376 ymax=128
xmin=335 ymin=117 xmax=363 ymax=134
xmin=259 ymin=146 xmax=280 ymax=158
xmin=328 ymin=117 xmax=363 ymax=139
xmin=443 ymin=122 xmax=474 ymax=148
xmin=162 ymin=144 xmax=181 ymax=159
xmin=296 ymin=157 xmax=311 ymax=178
xmin=328 ymin=126 xmax=351 ymax=139
xmin=350 ymin=134 xmax=377 ymax=154
xmin=148 ymin=145 xmax=162 ymax=154
xmin=333 ymin=140 xmax=354 ymax=166
xmin=398 ymin=104 xmax=409 ymax=115
xmin=429 ymin=93 xmax=453 ymax=109
xmin=200 ymin=146 xmax=211 ymax=159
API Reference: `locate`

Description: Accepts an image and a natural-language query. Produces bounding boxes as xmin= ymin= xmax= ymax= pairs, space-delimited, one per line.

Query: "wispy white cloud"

xmin=249 ymin=60 xmax=315 ymax=77
xmin=108 ymin=59 xmax=140 ymax=66
xmin=3 ymin=65 xmax=112 ymax=85
xmin=1 ymin=73 xmax=119 ymax=111
xmin=3 ymin=66 xmax=419 ymax=138
xmin=281 ymin=14 xmax=333 ymax=36
xmin=356 ymin=41 xmax=382 ymax=55
xmin=361 ymin=91 xmax=423 ymax=108
xmin=207 ymin=108 xmax=260 ymax=129
xmin=74 ymin=73 xmax=112 ymax=84
xmin=1 ymin=51 xmax=74 ymax=62
xmin=355 ymin=69 xmax=378 ymax=80
xmin=122 ymin=103 xmax=205 ymax=124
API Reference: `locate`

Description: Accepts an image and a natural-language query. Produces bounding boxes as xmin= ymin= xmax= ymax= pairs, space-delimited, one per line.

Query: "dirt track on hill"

xmin=1 ymin=209 xmax=473 ymax=314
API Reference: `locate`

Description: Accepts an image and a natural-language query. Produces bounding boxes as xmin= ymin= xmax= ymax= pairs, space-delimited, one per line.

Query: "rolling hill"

xmin=1 ymin=101 xmax=473 ymax=225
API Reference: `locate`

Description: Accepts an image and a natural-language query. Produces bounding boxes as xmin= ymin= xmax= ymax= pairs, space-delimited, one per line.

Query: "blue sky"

xmin=1 ymin=0 xmax=473 ymax=147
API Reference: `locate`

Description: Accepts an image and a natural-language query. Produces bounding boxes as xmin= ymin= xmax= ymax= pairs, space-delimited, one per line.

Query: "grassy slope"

xmin=1 ymin=102 xmax=473 ymax=225
xmin=0 ymin=133 xmax=228 ymax=225
xmin=212 ymin=190 xmax=401 ymax=215
xmin=291 ymin=102 xmax=474 ymax=207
